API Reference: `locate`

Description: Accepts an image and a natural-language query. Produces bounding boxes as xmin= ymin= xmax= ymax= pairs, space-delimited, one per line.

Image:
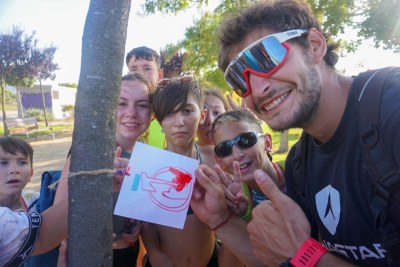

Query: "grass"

xmin=0 ymin=122 xmax=74 ymax=139
xmin=262 ymin=124 xmax=302 ymax=169
xmin=1 ymin=104 xmax=17 ymax=111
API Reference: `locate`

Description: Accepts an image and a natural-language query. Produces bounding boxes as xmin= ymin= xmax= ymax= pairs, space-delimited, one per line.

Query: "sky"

xmin=1 ymin=0 xmax=399 ymax=84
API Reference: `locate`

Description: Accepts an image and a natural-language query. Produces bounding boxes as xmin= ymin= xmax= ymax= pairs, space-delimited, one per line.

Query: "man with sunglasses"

xmin=191 ymin=0 xmax=400 ymax=267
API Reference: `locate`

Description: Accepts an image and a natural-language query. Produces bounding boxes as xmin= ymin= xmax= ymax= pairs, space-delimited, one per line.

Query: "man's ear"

xmin=199 ymin=108 xmax=207 ymax=125
xmin=307 ymin=28 xmax=327 ymax=64
xmin=263 ymin=133 xmax=273 ymax=153
xmin=158 ymin=68 xmax=164 ymax=81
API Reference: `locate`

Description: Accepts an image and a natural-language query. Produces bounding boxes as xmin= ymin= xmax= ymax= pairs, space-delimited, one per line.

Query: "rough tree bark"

xmin=68 ymin=0 xmax=131 ymax=266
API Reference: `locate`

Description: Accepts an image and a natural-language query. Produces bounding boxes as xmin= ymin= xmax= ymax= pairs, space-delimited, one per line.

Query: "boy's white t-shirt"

xmin=0 ymin=207 xmax=37 ymax=266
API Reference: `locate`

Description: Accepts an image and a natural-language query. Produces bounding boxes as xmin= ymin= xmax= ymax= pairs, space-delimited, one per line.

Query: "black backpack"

xmin=291 ymin=67 xmax=400 ymax=266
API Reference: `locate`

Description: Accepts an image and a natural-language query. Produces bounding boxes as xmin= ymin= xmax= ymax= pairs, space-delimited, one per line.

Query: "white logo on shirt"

xmin=316 ymin=185 xmax=341 ymax=235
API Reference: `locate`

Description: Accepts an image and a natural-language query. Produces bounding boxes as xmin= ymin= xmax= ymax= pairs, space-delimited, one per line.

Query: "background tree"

xmin=160 ymin=47 xmax=186 ymax=78
xmin=68 ymin=0 xmax=131 ymax=265
xmin=37 ymin=46 xmax=58 ymax=126
xmin=0 ymin=89 xmax=16 ymax=106
xmin=0 ymin=27 xmax=43 ymax=134
xmin=58 ymin=82 xmax=78 ymax=88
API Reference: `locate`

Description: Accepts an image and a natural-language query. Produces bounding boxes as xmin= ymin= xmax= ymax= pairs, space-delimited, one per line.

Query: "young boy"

xmin=211 ymin=110 xmax=285 ymax=219
xmin=0 ymin=136 xmax=68 ymax=266
xmin=0 ymin=136 xmax=38 ymax=212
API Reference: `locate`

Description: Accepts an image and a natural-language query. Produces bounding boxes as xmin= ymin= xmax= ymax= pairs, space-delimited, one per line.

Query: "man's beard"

xmin=254 ymin=64 xmax=321 ymax=132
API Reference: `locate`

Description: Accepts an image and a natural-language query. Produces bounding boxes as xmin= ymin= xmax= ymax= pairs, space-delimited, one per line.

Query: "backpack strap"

xmin=357 ymin=67 xmax=400 ymax=266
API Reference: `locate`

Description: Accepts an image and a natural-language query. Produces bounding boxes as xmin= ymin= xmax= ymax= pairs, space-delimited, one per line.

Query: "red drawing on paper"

xmin=140 ymin=166 xmax=193 ymax=212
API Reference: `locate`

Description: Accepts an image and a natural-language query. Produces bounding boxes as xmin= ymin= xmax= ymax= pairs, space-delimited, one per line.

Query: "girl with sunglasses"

xmin=142 ymin=76 xmax=218 ymax=267
xmin=212 ymin=110 xmax=285 ymax=219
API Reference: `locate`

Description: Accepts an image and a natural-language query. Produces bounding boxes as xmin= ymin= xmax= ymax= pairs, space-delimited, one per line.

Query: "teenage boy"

xmin=191 ymin=0 xmax=400 ymax=266
xmin=0 ymin=137 xmax=37 ymax=212
xmin=125 ymin=46 xmax=165 ymax=148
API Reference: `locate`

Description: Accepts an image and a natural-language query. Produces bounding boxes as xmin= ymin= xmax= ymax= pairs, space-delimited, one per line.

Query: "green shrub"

xmin=25 ymin=108 xmax=54 ymax=122
xmin=61 ymin=104 xmax=74 ymax=118
xmin=61 ymin=104 xmax=74 ymax=112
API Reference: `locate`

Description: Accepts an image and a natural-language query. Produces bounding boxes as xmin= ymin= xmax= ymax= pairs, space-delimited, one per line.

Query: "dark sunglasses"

xmin=214 ymin=132 xmax=264 ymax=158
xmin=224 ymin=29 xmax=307 ymax=98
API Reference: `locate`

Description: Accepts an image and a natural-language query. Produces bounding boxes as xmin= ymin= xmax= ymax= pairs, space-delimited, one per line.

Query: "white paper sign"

xmin=114 ymin=142 xmax=199 ymax=229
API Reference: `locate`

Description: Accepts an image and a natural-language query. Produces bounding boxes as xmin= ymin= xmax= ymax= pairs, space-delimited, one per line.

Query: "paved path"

xmin=25 ymin=136 xmax=72 ymax=192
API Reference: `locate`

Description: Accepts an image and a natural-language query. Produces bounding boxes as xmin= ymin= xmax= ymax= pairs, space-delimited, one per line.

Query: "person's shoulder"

xmin=0 ymin=208 xmax=39 ymax=266
xmin=0 ymin=208 xmax=30 ymax=242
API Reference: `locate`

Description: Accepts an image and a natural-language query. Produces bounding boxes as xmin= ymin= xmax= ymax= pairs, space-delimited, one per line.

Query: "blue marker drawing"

xmin=131 ymin=173 xmax=140 ymax=191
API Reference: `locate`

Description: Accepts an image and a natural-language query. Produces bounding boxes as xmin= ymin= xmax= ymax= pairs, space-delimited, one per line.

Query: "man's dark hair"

xmin=152 ymin=77 xmax=204 ymax=124
xmin=125 ymin=46 xmax=161 ymax=68
xmin=0 ymin=136 xmax=33 ymax=166
xmin=218 ymin=0 xmax=339 ymax=72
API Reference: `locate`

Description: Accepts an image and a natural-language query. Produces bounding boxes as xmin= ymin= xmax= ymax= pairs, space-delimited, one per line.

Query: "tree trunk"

xmin=39 ymin=78 xmax=49 ymax=126
xmin=16 ymin=88 xmax=24 ymax=118
xmin=278 ymin=129 xmax=289 ymax=153
xmin=68 ymin=0 xmax=131 ymax=266
xmin=1 ymin=78 xmax=8 ymax=135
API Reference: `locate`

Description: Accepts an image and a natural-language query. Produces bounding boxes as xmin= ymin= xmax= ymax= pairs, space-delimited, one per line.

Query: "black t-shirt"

xmin=285 ymin=69 xmax=400 ymax=266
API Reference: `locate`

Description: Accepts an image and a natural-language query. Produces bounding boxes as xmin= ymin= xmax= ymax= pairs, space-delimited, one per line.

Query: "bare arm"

xmin=32 ymin=155 xmax=70 ymax=255
xmin=53 ymin=156 xmax=70 ymax=205
xmin=32 ymin=198 xmax=68 ymax=255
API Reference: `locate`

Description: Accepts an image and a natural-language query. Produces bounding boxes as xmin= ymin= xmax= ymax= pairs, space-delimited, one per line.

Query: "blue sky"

xmin=1 ymin=0 xmax=399 ymax=84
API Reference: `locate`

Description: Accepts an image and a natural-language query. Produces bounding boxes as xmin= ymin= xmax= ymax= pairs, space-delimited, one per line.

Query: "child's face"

xmin=197 ymin=95 xmax=226 ymax=145
xmin=0 ymin=147 xmax=33 ymax=197
xmin=213 ymin=122 xmax=271 ymax=184
xmin=162 ymin=95 xmax=206 ymax=148
xmin=116 ymin=80 xmax=151 ymax=146
xmin=127 ymin=56 xmax=163 ymax=86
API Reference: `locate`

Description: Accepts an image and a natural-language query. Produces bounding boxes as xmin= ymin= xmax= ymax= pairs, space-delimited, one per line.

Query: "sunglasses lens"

xmin=225 ymin=37 xmax=288 ymax=97
xmin=214 ymin=141 xmax=232 ymax=158
xmin=214 ymin=132 xmax=260 ymax=158
xmin=237 ymin=132 xmax=258 ymax=148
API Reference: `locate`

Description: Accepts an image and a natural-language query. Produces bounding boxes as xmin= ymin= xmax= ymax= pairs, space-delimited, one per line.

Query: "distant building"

xmin=16 ymin=84 xmax=77 ymax=119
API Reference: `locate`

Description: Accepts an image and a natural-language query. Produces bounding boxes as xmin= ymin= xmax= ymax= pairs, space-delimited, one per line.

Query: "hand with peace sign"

xmin=217 ymin=161 xmax=249 ymax=217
